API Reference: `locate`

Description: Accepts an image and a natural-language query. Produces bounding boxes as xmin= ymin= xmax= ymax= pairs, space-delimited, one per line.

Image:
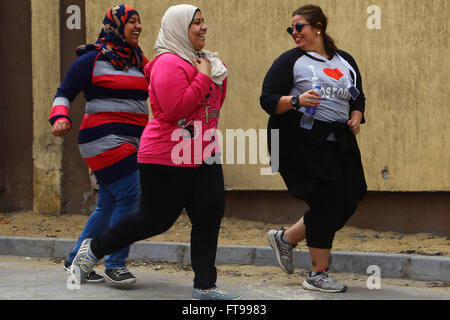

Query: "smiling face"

xmin=124 ymin=13 xmax=142 ymax=47
xmin=189 ymin=10 xmax=207 ymax=51
xmin=290 ymin=14 xmax=322 ymax=52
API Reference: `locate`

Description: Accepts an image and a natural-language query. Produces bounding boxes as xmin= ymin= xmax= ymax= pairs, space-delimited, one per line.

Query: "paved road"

xmin=0 ymin=255 xmax=448 ymax=301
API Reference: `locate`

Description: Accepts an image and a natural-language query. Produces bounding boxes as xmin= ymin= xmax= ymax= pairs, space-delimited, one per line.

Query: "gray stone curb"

xmin=0 ymin=236 xmax=448 ymax=282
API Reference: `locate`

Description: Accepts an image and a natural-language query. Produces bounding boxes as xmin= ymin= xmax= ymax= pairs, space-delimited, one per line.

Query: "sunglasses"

xmin=286 ymin=23 xmax=311 ymax=35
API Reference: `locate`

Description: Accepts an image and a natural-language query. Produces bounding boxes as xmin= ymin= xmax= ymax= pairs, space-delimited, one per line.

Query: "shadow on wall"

xmin=0 ymin=0 xmax=33 ymax=212
xmin=224 ymin=191 xmax=450 ymax=237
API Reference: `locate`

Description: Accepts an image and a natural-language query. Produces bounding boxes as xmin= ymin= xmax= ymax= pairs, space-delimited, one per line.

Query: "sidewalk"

xmin=0 ymin=236 xmax=449 ymax=282
xmin=0 ymin=255 xmax=449 ymax=301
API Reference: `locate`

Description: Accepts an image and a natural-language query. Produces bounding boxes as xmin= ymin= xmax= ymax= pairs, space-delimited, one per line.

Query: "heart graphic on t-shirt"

xmin=323 ymin=68 xmax=344 ymax=81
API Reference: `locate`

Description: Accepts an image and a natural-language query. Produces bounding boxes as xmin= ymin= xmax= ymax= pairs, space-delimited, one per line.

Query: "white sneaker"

xmin=71 ymin=238 xmax=98 ymax=284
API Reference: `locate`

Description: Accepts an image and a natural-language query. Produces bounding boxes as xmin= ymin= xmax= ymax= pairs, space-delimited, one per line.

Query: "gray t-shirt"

xmin=289 ymin=53 xmax=352 ymax=124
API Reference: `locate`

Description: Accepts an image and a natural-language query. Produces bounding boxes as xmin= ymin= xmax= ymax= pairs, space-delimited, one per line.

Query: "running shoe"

xmin=302 ymin=268 xmax=348 ymax=293
xmin=64 ymin=260 xmax=104 ymax=283
xmin=104 ymin=267 xmax=136 ymax=284
xmin=192 ymin=286 xmax=242 ymax=300
xmin=71 ymin=238 xmax=99 ymax=284
xmin=268 ymin=229 xmax=295 ymax=274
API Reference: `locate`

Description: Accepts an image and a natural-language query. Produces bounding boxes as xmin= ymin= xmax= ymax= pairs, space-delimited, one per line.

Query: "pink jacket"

xmin=138 ymin=52 xmax=227 ymax=166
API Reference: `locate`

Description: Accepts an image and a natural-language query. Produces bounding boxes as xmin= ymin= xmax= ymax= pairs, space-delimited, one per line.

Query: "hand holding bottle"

xmin=300 ymin=85 xmax=322 ymax=130
xmin=298 ymin=89 xmax=321 ymax=108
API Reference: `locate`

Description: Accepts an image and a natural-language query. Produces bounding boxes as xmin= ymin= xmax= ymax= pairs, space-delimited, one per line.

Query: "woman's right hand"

xmin=299 ymin=89 xmax=321 ymax=108
xmin=193 ymin=57 xmax=211 ymax=78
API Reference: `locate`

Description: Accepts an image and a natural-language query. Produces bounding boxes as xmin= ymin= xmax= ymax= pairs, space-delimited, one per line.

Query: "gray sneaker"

xmin=302 ymin=269 xmax=348 ymax=293
xmin=192 ymin=287 xmax=242 ymax=300
xmin=268 ymin=229 xmax=294 ymax=274
xmin=71 ymin=238 xmax=99 ymax=284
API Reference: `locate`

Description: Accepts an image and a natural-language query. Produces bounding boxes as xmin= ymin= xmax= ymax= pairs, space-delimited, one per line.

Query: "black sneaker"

xmin=104 ymin=267 xmax=136 ymax=284
xmin=64 ymin=260 xmax=71 ymax=272
xmin=64 ymin=259 xmax=105 ymax=283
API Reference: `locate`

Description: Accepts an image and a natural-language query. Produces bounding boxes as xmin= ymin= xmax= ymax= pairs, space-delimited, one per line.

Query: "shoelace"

xmin=276 ymin=232 xmax=293 ymax=258
xmin=113 ymin=267 xmax=131 ymax=276
xmin=279 ymin=247 xmax=291 ymax=258
xmin=198 ymin=287 xmax=227 ymax=296
xmin=316 ymin=272 xmax=340 ymax=286
xmin=211 ymin=288 xmax=227 ymax=296
xmin=277 ymin=237 xmax=293 ymax=258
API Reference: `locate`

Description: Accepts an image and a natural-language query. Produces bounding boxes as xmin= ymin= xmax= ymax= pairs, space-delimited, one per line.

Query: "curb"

xmin=0 ymin=236 xmax=448 ymax=282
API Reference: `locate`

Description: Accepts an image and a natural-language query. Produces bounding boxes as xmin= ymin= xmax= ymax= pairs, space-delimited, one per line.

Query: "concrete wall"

xmin=59 ymin=0 xmax=97 ymax=215
xmin=31 ymin=0 xmax=62 ymax=215
xmin=1 ymin=0 xmax=447 ymax=230
xmin=85 ymin=0 xmax=450 ymax=192
xmin=0 ymin=1 xmax=34 ymax=211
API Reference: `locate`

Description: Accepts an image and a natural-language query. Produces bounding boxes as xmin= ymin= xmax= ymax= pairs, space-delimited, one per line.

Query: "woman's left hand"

xmin=347 ymin=118 xmax=360 ymax=135
xmin=347 ymin=111 xmax=362 ymax=135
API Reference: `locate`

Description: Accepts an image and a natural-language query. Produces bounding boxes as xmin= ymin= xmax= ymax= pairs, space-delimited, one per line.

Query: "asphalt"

xmin=0 ymin=255 xmax=449 ymax=301
xmin=0 ymin=236 xmax=449 ymax=302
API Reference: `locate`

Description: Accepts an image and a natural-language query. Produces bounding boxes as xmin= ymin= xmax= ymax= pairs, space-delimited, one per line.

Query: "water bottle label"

xmin=305 ymin=107 xmax=316 ymax=115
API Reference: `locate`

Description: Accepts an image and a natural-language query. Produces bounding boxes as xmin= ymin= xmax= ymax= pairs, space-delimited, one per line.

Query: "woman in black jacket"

xmin=260 ymin=5 xmax=367 ymax=293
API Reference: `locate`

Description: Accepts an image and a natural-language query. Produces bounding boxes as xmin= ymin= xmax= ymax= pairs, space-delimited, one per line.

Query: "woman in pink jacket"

xmin=70 ymin=4 xmax=240 ymax=300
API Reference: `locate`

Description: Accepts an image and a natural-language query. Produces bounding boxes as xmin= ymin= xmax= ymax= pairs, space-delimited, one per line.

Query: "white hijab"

xmin=154 ymin=4 xmax=228 ymax=85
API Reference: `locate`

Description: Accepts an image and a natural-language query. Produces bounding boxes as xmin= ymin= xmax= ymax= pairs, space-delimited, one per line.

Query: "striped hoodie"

xmin=49 ymin=50 xmax=149 ymax=185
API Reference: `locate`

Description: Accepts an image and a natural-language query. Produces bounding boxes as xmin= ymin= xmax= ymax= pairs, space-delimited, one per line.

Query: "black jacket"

xmin=259 ymin=48 xmax=367 ymax=198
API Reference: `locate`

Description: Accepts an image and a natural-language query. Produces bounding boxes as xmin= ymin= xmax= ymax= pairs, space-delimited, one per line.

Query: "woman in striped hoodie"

xmin=49 ymin=5 xmax=148 ymax=284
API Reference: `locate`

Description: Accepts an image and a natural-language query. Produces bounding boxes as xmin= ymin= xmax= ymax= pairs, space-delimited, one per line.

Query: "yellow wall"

xmin=80 ymin=0 xmax=449 ymax=192
xmin=32 ymin=0 xmax=62 ymax=214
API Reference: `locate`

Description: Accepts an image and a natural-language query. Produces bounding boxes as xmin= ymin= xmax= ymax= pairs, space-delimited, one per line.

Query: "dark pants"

xmin=281 ymin=141 xmax=366 ymax=249
xmin=90 ymin=163 xmax=225 ymax=289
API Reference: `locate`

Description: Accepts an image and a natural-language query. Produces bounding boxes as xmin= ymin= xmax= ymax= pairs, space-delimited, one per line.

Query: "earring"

xmin=317 ymin=31 xmax=321 ymax=35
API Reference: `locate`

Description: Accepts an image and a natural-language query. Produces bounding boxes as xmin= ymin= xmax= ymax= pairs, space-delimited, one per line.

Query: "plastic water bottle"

xmin=300 ymin=85 xmax=322 ymax=130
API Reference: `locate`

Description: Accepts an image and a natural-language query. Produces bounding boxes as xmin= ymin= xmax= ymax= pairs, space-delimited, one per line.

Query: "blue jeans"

xmin=66 ymin=170 xmax=140 ymax=269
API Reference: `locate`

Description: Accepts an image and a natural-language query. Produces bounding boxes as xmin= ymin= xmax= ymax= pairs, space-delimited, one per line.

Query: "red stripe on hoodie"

xmin=84 ymin=142 xmax=137 ymax=171
xmin=80 ymin=112 xmax=148 ymax=129
xmin=92 ymin=74 xmax=149 ymax=90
